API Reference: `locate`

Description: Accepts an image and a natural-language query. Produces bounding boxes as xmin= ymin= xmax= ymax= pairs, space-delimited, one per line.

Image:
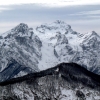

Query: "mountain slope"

xmin=0 ymin=63 xmax=100 ymax=100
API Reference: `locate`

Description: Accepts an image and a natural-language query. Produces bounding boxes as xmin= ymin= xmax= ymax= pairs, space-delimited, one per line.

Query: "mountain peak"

xmin=54 ymin=20 xmax=65 ymax=24
xmin=12 ymin=23 xmax=28 ymax=34
xmin=36 ymin=20 xmax=72 ymax=35
xmin=91 ymin=31 xmax=98 ymax=36
xmin=18 ymin=23 xmax=28 ymax=28
xmin=88 ymin=31 xmax=100 ymax=40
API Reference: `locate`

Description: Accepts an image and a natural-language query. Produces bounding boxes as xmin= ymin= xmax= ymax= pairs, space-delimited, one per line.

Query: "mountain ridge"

xmin=0 ymin=62 xmax=100 ymax=100
xmin=0 ymin=62 xmax=100 ymax=88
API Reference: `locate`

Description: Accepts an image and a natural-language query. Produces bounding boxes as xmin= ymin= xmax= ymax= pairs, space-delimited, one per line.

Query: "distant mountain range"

xmin=0 ymin=20 xmax=100 ymax=82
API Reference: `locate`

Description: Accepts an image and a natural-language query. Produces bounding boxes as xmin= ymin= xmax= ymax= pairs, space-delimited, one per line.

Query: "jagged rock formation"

xmin=0 ymin=63 xmax=100 ymax=100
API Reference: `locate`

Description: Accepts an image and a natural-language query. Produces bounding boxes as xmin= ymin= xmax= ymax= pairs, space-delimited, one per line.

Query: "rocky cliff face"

xmin=0 ymin=63 xmax=100 ymax=100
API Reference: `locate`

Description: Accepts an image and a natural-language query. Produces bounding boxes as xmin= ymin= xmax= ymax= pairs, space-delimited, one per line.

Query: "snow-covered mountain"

xmin=0 ymin=23 xmax=42 ymax=82
xmin=36 ymin=20 xmax=100 ymax=74
xmin=0 ymin=20 xmax=100 ymax=82
xmin=0 ymin=20 xmax=100 ymax=100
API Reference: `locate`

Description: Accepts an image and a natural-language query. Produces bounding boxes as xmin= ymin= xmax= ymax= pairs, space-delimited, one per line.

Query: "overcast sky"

xmin=0 ymin=0 xmax=100 ymax=34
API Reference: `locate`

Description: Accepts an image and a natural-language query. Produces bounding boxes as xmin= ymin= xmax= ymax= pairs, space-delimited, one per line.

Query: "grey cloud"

xmin=69 ymin=9 xmax=100 ymax=20
xmin=0 ymin=4 xmax=100 ymax=34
